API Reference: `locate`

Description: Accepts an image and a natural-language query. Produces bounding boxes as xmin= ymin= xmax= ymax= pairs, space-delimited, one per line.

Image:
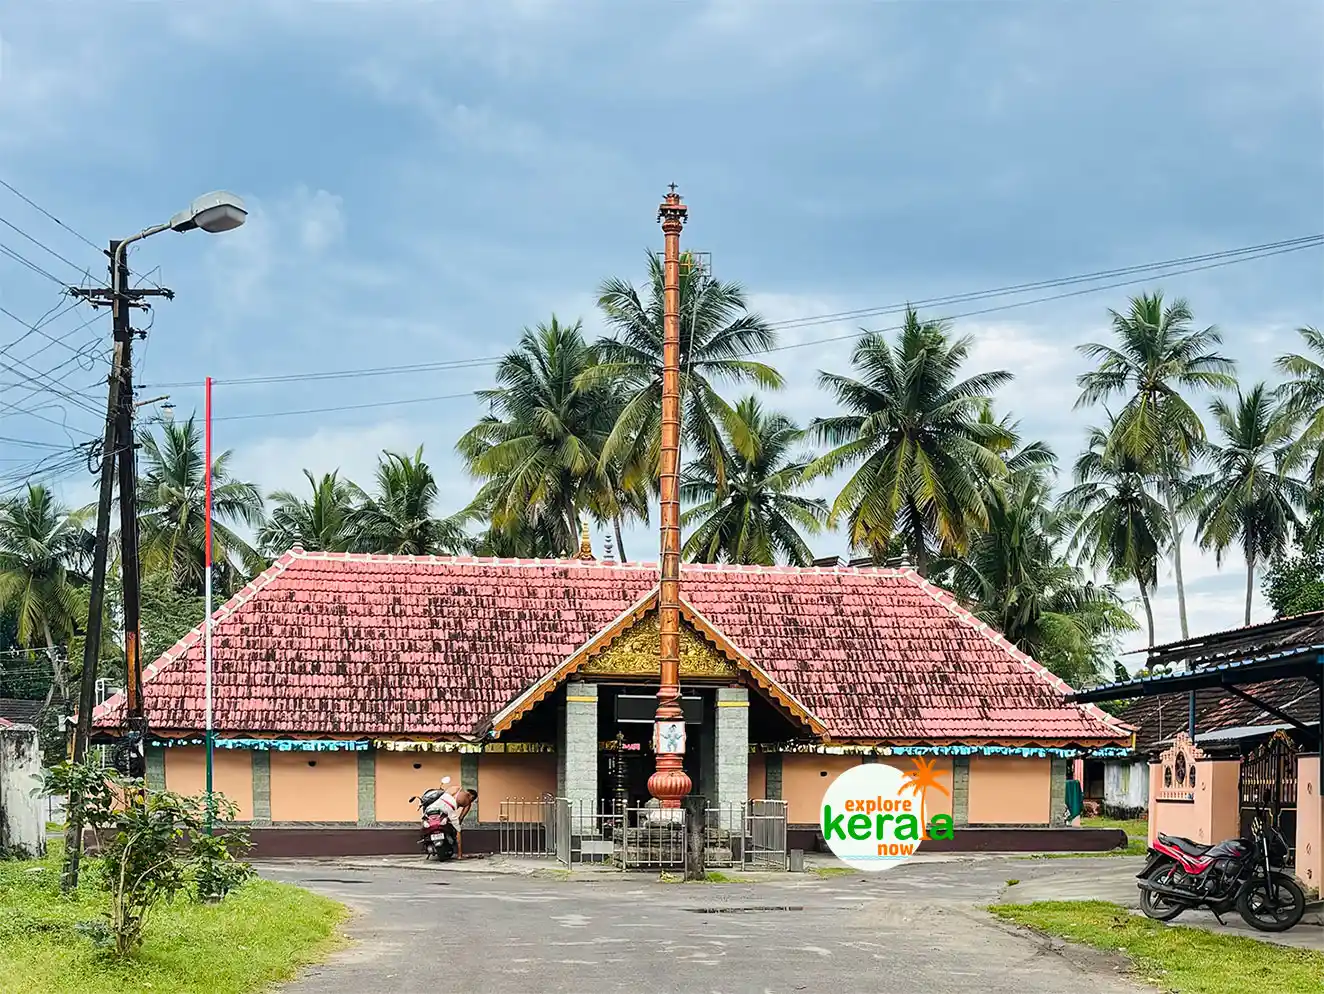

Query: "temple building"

xmin=94 ymin=541 xmax=1131 ymax=856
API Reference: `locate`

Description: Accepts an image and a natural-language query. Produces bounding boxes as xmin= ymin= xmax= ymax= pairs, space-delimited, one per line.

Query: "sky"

xmin=0 ymin=1 xmax=1321 ymax=665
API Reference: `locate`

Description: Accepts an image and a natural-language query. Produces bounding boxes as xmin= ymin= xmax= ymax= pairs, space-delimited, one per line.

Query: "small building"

xmin=1073 ymin=611 xmax=1324 ymax=896
xmin=0 ymin=717 xmax=45 ymax=857
xmin=94 ymin=545 xmax=1130 ymax=856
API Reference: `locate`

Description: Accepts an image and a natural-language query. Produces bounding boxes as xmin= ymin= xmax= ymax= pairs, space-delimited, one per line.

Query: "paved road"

xmin=263 ymin=856 xmax=1154 ymax=994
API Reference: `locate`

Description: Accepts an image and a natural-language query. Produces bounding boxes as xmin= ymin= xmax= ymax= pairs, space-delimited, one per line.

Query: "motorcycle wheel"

xmin=1139 ymin=865 xmax=1186 ymax=922
xmin=1236 ymin=873 xmax=1306 ymax=932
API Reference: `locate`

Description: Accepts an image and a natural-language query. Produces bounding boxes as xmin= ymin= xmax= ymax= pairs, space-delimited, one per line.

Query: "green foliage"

xmin=1262 ymin=546 xmax=1324 ymax=618
xmin=681 ymin=395 xmax=827 ymax=565
xmin=808 ymin=307 xmax=1015 ymax=573
xmin=1 ymin=843 xmax=345 ymax=993
xmin=136 ymin=416 xmax=265 ymax=596
xmin=139 ymin=570 xmax=205 ymax=664
xmin=258 ymin=470 xmax=363 ymax=555
xmin=193 ymin=822 xmax=255 ymax=903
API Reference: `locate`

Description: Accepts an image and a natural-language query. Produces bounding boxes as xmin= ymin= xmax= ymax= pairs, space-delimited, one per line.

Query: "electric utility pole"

xmin=68 ymin=247 xmax=172 ymax=775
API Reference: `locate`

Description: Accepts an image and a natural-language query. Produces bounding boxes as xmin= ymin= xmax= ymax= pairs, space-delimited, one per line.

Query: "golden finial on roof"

xmin=575 ymin=519 xmax=595 ymax=560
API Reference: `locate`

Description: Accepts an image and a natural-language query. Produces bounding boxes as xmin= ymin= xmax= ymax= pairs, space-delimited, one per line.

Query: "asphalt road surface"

xmin=264 ymin=857 xmax=1155 ymax=994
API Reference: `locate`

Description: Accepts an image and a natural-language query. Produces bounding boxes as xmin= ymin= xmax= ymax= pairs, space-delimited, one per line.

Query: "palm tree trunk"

xmin=1244 ymin=552 xmax=1255 ymax=626
xmin=613 ymin=515 xmax=627 ymax=562
xmin=908 ymin=499 xmax=928 ymax=575
xmin=41 ymin=620 xmax=66 ymax=708
xmin=1136 ymin=578 xmax=1156 ymax=648
xmin=1162 ymin=479 xmax=1189 ymax=638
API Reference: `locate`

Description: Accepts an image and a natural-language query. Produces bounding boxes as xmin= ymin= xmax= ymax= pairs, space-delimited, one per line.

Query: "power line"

xmin=149 ymin=234 xmax=1323 ymax=424
xmin=0 ymin=214 xmax=97 ymax=283
xmin=142 ymin=232 xmax=1323 ymax=392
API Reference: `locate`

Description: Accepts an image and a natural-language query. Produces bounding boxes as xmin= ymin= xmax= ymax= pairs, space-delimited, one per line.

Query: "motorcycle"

xmin=1137 ymin=796 xmax=1306 ymax=932
xmin=409 ymin=787 xmax=457 ymax=862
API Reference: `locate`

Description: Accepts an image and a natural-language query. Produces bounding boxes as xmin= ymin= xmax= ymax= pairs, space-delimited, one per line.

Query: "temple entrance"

xmin=598 ymin=684 xmax=707 ymax=809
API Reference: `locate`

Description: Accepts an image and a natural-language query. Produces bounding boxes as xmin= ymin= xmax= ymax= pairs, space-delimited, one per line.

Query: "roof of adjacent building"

xmin=94 ymin=548 xmax=1127 ymax=744
xmin=1140 ymin=610 xmax=1324 ymax=673
xmin=0 ymin=716 xmax=12 ymax=729
xmin=0 ymin=698 xmax=43 ymax=727
xmin=1120 ymin=677 xmax=1320 ymax=752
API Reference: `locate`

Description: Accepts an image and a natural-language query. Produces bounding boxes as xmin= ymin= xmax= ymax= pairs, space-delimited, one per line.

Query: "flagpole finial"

xmin=575 ymin=519 xmax=595 ymax=560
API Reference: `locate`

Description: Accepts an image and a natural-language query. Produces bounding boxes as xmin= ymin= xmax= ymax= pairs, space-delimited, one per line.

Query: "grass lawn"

xmin=990 ymin=901 xmax=1324 ymax=994
xmin=0 ymin=844 xmax=346 ymax=994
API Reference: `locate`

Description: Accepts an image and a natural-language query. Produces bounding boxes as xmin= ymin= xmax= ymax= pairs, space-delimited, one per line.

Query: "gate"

xmin=1239 ymin=731 xmax=1298 ymax=860
xmin=497 ymin=797 xmax=557 ymax=858
xmin=745 ymin=799 xmax=788 ymax=870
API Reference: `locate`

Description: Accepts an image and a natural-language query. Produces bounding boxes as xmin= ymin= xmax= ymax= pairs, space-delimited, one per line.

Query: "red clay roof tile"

xmin=94 ymin=551 xmax=1124 ymax=743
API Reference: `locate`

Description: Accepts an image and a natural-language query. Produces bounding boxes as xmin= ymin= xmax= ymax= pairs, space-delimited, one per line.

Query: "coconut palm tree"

xmin=1061 ymin=421 xmax=1171 ymax=646
xmin=1193 ymin=384 xmax=1308 ymax=625
xmin=0 ymin=485 xmax=87 ymax=705
xmin=457 ymin=318 xmax=626 ymax=558
xmin=1275 ymin=325 xmax=1324 ymax=486
xmin=349 ymin=447 xmax=466 ymax=555
xmin=588 ymin=252 xmax=783 ymax=495
xmin=807 ymin=307 xmax=1015 ymax=574
xmin=680 ymin=396 xmax=827 ymax=565
xmin=1075 ymin=292 xmax=1237 ymax=638
xmin=258 ymin=470 xmax=364 ymax=555
xmin=135 ymin=417 xmax=265 ymax=596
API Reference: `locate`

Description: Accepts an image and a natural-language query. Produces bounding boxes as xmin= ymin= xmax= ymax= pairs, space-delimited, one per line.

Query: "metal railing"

xmin=500 ymin=796 xmax=789 ymax=871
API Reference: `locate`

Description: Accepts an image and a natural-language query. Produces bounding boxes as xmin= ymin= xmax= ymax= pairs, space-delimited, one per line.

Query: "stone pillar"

xmin=251 ymin=750 xmax=272 ymax=826
xmin=556 ymin=699 xmax=567 ymax=797
xmin=715 ymin=687 xmax=749 ymax=830
xmin=1049 ymin=757 xmax=1069 ymax=827
xmin=145 ymin=746 xmax=166 ymax=791
xmin=764 ymin=753 xmax=783 ymax=800
xmin=461 ymin=753 xmax=480 ymax=798
xmin=564 ymin=682 xmax=599 ymax=833
xmin=951 ymin=757 xmax=970 ymax=827
xmin=356 ymin=750 xmax=375 ymax=826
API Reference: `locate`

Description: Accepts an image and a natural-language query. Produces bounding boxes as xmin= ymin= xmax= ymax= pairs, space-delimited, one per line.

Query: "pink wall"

xmin=163 ymin=747 xmax=253 ymax=820
xmin=1148 ymin=758 xmax=1240 ymax=846
xmin=1297 ymin=755 xmax=1321 ymax=896
xmin=782 ymin=755 xmax=860 ymax=823
xmin=269 ymin=751 xmax=358 ymax=822
xmin=477 ymin=754 xmax=557 ymax=822
xmin=967 ymin=757 xmax=1051 ymax=825
xmin=375 ymin=753 xmax=462 ymax=822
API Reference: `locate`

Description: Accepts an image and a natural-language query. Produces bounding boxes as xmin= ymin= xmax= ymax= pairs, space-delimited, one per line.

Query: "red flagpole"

xmin=204 ymin=376 xmax=214 ymax=820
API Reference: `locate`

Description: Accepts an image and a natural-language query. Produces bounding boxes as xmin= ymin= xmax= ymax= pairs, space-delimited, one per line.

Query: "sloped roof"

xmin=0 ymin=716 xmax=13 ymax=729
xmin=0 ymin=698 xmax=43 ymax=726
xmin=1121 ymin=678 xmax=1320 ymax=752
xmin=1141 ymin=610 xmax=1324 ymax=673
xmin=94 ymin=549 xmax=1126 ymax=744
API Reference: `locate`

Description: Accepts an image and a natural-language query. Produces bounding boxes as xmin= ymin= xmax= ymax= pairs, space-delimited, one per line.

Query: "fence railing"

xmin=498 ymin=796 xmax=788 ymax=871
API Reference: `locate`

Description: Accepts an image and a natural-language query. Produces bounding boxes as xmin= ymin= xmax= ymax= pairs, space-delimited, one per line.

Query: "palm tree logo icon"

xmin=900 ymin=758 xmax=950 ymax=840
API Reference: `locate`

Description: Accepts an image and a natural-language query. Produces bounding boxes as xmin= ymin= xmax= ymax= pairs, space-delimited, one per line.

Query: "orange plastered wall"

xmin=476 ymin=754 xmax=557 ymax=822
xmin=967 ymin=757 xmax=1051 ymax=825
xmin=748 ymin=754 xmax=766 ymax=800
xmin=374 ymin=753 xmax=462 ymax=822
xmin=877 ymin=757 xmax=954 ymax=818
xmin=163 ymin=747 xmax=253 ymax=820
xmin=1296 ymin=755 xmax=1321 ymax=895
xmin=781 ymin=754 xmax=861 ymax=823
xmin=269 ymin=751 xmax=358 ymax=822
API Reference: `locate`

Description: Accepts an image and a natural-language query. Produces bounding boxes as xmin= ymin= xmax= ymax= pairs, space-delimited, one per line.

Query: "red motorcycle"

xmin=1137 ymin=800 xmax=1305 ymax=932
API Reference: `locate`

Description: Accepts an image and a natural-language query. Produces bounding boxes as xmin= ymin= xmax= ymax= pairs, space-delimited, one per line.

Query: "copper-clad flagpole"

xmin=648 ymin=185 xmax=693 ymax=809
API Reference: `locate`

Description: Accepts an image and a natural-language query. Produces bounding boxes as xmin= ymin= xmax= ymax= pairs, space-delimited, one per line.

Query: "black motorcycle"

xmin=409 ymin=788 xmax=457 ymax=862
xmin=1137 ymin=802 xmax=1305 ymax=932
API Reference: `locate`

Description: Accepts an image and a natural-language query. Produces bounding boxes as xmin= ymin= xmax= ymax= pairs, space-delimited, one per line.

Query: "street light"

xmin=116 ymin=191 xmax=248 ymax=289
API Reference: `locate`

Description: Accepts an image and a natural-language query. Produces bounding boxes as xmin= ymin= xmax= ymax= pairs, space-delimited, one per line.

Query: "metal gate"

xmin=497 ymin=797 xmax=557 ymax=858
xmin=745 ymin=799 xmax=788 ymax=870
xmin=1239 ymin=731 xmax=1298 ymax=859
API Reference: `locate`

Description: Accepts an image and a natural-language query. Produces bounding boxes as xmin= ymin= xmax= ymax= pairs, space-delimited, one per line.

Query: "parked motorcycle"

xmin=409 ymin=787 xmax=457 ymax=862
xmin=1137 ymin=798 xmax=1305 ymax=932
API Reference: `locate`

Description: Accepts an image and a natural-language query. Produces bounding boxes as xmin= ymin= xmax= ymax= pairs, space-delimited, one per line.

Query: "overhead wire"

xmin=141 ymin=232 xmax=1323 ymax=392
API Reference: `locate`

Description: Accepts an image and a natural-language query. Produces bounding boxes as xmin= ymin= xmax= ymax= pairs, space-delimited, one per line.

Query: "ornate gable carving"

xmin=1156 ymin=731 xmax=1203 ymax=802
xmin=580 ymin=610 xmax=738 ymax=679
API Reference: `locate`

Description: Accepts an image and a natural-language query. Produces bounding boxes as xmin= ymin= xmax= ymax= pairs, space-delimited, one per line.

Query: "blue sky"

xmin=1 ymin=1 xmax=1320 ymax=658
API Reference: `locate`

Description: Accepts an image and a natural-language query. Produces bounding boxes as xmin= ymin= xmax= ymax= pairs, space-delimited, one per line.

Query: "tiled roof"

xmin=1141 ymin=610 xmax=1324 ymax=673
xmin=0 ymin=698 xmax=43 ymax=726
xmin=94 ymin=549 xmax=1125 ymax=744
xmin=0 ymin=716 xmax=13 ymax=729
xmin=1121 ymin=678 xmax=1320 ymax=752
